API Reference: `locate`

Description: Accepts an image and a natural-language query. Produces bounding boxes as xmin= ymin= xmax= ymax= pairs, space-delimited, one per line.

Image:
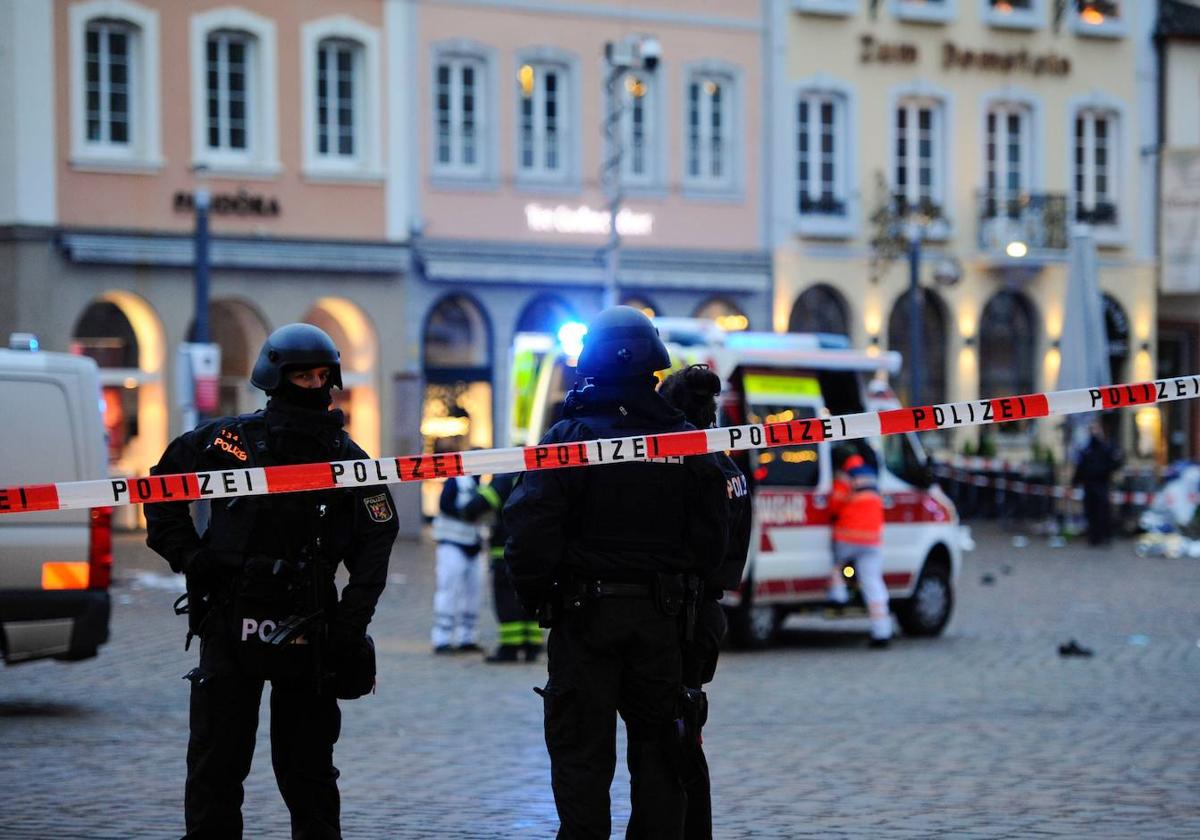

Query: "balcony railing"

xmin=976 ymin=191 xmax=1068 ymax=253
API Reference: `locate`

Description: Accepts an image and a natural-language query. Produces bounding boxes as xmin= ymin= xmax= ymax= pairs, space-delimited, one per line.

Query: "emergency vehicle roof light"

xmin=9 ymin=332 xmax=39 ymax=351
xmin=557 ymin=322 xmax=587 ymax=359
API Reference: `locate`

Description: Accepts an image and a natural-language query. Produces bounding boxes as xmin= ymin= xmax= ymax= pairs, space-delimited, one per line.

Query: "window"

xmin=85 ymin=21 xmax=132 ymax=147
xmin=694 ymin=298 xmax=750 ymax=332
xmin=618 ymin=70 xmax=659 ymax=187
xmin=894 ymin=97 xmax=945 ymax=220
xmin=301 ymin=18 xmax=381 ymax=179
xmin=316 ymin=40 xmax=357 ymax=159
xmin=797 ymin=91 xmax=847 ymax=218
xmin=70 ymin=1 xmax=161 ymax=169
xmin=893 ymin=0 xmax=956 ymax=24
xmin=984 ymin=103 xmax=1031 ymax=219
xmin=190 ymin=8 xmax=278 ymax=174
xmin=686 ymin=73 xmax=732 ymax=188
xmin=1073 ymin=1 xmax=1125 ymax=37
xmin=518 ymin=62 xmax=566 ymax=179
xmin=1073 ymin=109 xmax=1118 ymax=226
xmin=434 ymin=55 xmax=486 ymax=177
xmin=983 ymin=0 xmax=1043 ymax=29
xmin=792 ymin=0 xmax=856 ymax=15
xmin=206 ymin=31 xmax=251 ymax=154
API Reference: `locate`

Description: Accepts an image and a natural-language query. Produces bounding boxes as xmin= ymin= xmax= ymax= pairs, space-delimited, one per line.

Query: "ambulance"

xmin=508 ymin=318 xmax=968 ymax=648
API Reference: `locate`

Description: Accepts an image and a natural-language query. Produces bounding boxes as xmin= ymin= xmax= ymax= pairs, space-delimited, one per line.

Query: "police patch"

xmin=364 ymin=493 xmax=393 ymax=523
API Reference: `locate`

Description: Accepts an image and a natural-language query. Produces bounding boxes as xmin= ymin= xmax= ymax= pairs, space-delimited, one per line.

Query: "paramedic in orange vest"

xmin=827 ymin=452 xmax=892 ymax=648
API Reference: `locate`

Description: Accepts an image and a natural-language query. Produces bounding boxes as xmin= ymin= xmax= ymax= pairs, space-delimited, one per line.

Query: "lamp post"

xmin=601 ymin=36 xmax=660 ymax=309
xmin=907 ymin=221 xmax=923 ymax=407
xmin=192 ymin=165 xmax=211 ymax=345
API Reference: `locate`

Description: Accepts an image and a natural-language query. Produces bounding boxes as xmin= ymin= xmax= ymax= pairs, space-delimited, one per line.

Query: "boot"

xmin=485 ymin=644 xmax=521 ymax=664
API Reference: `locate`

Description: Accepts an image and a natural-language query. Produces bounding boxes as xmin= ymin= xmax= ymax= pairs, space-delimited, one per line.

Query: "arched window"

xmin=515 ymin=295 xmax=577 ymax=334
xmin=887 ymin=287 xmax=948 ymax=407
xmin=1102 ymin=293 xmax=1129 ymax=383
xmin=789 ymin=283 xmax=849 ymax=335
xmin=979 ymin=290 xmax=1037 ymax=407
xmin=422 ymin=295 xmax=493 ymax=463
xmin=694 ymin=297 xmax=749 ymax=332
xmin=303 ymin=297 xmax=381 ymax=455
xmin=620 ymin=296 xmax=658 ymax=318
xmin=208 ymin=299 xmax=269 ymax=417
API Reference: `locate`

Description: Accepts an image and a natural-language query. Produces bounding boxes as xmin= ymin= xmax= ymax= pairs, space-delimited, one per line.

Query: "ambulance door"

xmin=878 ymin=430 xmax=935 ymax=592
xmin=741 ymin=371 xmax=832 ymax=605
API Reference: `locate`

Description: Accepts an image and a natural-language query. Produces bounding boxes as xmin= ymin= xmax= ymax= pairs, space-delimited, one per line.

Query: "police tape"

xmin=931 ymin=465 xmax=1154 ymax=505
xmin=1 ymin=376 xmax=1198 ymax=515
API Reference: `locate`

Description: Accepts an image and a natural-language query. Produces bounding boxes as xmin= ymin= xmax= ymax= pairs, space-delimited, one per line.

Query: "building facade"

xmin=770 ymin=0 xmax=1159 ymax=459
xmin=1157 ymin=0 xmax=1200 ymax=461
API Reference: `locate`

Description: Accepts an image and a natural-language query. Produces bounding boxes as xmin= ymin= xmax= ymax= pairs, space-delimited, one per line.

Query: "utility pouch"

xmin=653 ymin=573 xmax=685 ymax=618
xmin=677 ymin=686 xmax=709 ymax=744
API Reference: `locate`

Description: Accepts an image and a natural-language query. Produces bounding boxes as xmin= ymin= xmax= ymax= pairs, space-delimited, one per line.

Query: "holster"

xmin=653 ymin=572 xmax=685 ymax=618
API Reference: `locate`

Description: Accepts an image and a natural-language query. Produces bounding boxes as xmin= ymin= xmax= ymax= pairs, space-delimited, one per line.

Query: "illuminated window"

xmin=518 ymin=61 xmax=569 ymax=180
xmin=789 ymin=284 xmax=849 ymax=336
xmin=894 ymin=96 xmax=946 ymax=221
xmin=617 ymin=69 xmax=659 ymax=186
xmin=686 ymin=73 xmax=733 ymax=188
xmin=1073 ymin=108 xmax=1119 ymax=226
xmin=694 ymin=298 xmax=749 ymax=332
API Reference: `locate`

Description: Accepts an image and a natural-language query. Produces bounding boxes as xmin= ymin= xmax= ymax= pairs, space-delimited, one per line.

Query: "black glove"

xmin=330 ymin=622 xmax=376 ymax=700
xmin=179 ymin=548 xmax=215 ymax=587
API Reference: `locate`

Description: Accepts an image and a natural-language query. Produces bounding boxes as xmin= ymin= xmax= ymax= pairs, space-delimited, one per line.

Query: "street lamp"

xmin=601 ymin=35 xmax=660 ymax=309
xmin=906 ymin=221 xmax=923 ymax=408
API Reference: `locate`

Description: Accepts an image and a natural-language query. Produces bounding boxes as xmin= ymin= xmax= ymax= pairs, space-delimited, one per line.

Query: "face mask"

xmin=272 ymin=379 xmax=334 ymax=411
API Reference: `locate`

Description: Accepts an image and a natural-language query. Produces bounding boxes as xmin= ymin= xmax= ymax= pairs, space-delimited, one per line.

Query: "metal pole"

xmin=193 ymin=185 xmax=211 ymax=344
xmin=602 ymin=66 xmax=624 ymax=310
xmin=908 ymin=223 xmax=922 ymax=406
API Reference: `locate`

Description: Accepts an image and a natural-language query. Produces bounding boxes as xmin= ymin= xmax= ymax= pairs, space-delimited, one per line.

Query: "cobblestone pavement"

xmin=2 ymin=524 xmax=1198 ymax=838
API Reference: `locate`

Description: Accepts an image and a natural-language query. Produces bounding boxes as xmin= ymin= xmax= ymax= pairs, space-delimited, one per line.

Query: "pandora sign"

xmin=524 ymin=203 xmax=655 ymax=237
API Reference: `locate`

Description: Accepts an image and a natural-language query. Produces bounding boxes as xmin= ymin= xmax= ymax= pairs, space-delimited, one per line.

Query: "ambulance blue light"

xmin=557 ymin=322 xmax=588 ymax=358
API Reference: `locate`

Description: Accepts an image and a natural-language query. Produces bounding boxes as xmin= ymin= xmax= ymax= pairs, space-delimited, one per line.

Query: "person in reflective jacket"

xmin=504 ymin=306 xmax=731 ymax=839
xmin=827 ymin=449 xmax=890 ymax=647
xmin=658 ymin=364 xmax=751 ymax=840
xmin=145 ymin=323 xmax=398 ymax=839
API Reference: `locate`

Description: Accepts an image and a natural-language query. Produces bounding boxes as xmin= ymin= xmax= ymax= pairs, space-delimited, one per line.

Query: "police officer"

xmin=658 ymin=365 xmax=752 ymax=840
xmin=145 ymin=323 xmax=399 ymax=839
xmin=504 ymin=306 xmax=731 ymax=839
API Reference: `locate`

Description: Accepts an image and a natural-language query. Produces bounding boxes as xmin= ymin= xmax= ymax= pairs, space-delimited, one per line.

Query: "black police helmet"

xmin=250 ymin=323 xmax=343 ymax=392
xmin=576 ymin=306 xmax=671 ymax=378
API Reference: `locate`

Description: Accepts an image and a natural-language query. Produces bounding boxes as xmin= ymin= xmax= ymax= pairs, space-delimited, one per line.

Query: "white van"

xmin=508 ymin=319 xmax=967 ymax=648
xmin=0 ymin=339 xmax=112 ymax=664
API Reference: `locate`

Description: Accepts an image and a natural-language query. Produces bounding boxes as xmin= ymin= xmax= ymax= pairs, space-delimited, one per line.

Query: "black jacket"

xmin=710 ymin=452 xmax=752 ymax=595
xmin=144 ymin=402 xmax=398 ymax=635
xmin=503 ymin=382 xmax=730 ymax=608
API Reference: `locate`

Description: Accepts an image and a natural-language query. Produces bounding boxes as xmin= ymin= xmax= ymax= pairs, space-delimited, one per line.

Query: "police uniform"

xmin=467 ymin=473 xmax=543 ymax=663
xmin=145 ymin=324 xmax=398 ymax=839
xmin=504 ymin=307 xmax=730 ymax=839
xmin=680 ymin=451 xmax=751 ymax=840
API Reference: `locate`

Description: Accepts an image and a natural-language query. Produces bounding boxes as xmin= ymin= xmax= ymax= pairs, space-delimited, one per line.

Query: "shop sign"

xmin=173 ymin=189 xmax=281 ymax=217
xmin=524 ymin=203 xmax=654 ymax=237
xmin=858 ymin=34 xmax=1071 ymax=77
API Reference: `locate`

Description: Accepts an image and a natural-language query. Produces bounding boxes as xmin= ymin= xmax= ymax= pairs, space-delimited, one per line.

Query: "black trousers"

xmin=184 ymin=630 xmax=342 ymax=839
xmin=543 ymin=598 xmax=685 ymax=840
xmin=1083 ymin=484 xmax=1112 ymax=545
xmin=680 ymin=601 xmax=727 ymax=840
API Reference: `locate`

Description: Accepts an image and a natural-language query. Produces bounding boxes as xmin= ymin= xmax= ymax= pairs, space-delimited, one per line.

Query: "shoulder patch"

xmin=208 ymin=426 xmax=248 ymax=462
xmin=364 ymin=492 xmax=394 ymax=523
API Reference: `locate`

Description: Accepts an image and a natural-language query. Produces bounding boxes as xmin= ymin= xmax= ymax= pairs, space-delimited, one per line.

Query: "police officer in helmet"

xmin=146 ymin=323 xmax=399 ymax=839
xmin=504 ymin=306 xmax=730 ymax=839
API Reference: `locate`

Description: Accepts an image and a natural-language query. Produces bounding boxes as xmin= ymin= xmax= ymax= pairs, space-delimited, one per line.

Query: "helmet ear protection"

xmin=576 ymin=306 xmax=671 ymax=378
xmin=251 ymin=323 xmax=343 ymax=392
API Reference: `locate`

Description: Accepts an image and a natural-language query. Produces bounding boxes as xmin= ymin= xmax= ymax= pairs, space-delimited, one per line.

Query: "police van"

xmin=508 ymin=318 xmax=967 ymax=647
xmin=0 ymin=337 xmax=112 ymax=664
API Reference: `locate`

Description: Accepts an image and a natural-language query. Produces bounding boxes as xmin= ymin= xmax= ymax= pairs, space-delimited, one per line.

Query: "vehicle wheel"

xmin=728 ymin=599 xmax=779 ymax=649
xmin=895 ymin=560 xmax=953 ymax=637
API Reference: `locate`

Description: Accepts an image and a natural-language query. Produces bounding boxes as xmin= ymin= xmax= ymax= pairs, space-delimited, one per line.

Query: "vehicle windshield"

xmin=883 ymin=430 xmax=930 ymax=487
xmin=746 ymin=403 xmax=820 ymax=488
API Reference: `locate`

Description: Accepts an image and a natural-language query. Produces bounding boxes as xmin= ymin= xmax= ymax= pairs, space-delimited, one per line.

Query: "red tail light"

xmin=88 ymin=506 xmax=113 ymax=590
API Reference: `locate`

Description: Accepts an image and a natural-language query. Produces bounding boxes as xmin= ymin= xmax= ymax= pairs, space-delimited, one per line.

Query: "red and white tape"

xmin=2 ymin=376 xmax=1197 ymax=516
xmin=932 ymin=466 xmax=1157 ymax=505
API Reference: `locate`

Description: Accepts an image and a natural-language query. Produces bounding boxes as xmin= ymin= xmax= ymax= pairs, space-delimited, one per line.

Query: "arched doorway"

xmin=423 ymin=294 xmax=492 ymax=516
xmin=192 ymin=298 xmax=271 ymax=417
xmin=71 ymin=291 xmax=168 ymax=527
xmin=301 ymin=298 xmax=381 ymax=456
xmin=515 ymin=294 xmax=578 ymax=335
xmin=979 ymin=290 xmax=1038 ymax=434
xmin=693 ymin=297 xmax=749 ymax=332
xmin=621 ymin=296 xmax=659 ymax=318
xmin=789 ymin=284 xmax=850 ymax=336
xmin=887 ymin=287 xmax=948 ymax=407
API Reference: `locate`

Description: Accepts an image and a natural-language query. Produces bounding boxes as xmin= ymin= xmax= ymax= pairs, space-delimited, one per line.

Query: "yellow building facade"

xmin=771 ymin=0 xmax=1159 ymax=459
